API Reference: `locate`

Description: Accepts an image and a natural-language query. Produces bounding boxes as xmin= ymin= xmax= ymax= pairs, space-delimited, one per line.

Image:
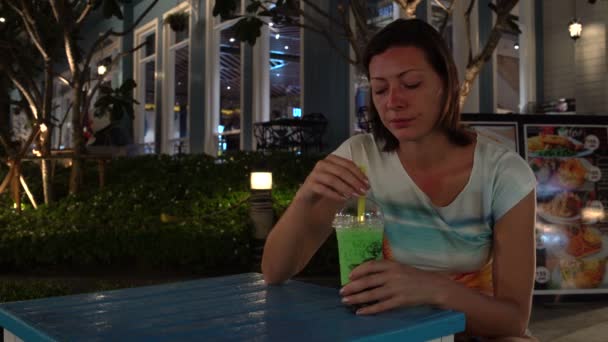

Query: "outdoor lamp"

xmin=249 ymin=171 xmax=274 ymax=271
xmin=250 ymin=172 xmax=272 ymax=190
xmin=97 ymin=64 xmax=107 ymax=76
xmin=568 ymin=19 xmax=582 ymax=40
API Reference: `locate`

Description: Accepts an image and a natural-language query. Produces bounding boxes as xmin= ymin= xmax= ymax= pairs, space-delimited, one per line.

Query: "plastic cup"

xmin=333 ymin=197 xmax=384 ymax=286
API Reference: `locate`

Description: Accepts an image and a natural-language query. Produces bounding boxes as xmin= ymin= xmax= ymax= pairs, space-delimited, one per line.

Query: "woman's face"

xmin=369 ymin=46 xmax=445 ymax=143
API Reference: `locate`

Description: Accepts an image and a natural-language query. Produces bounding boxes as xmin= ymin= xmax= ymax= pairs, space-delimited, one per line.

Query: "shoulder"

xmin=332 ymin=133 xmax=381 ymax=159
xmin=477 ymin=136 xmax=531 ymax=174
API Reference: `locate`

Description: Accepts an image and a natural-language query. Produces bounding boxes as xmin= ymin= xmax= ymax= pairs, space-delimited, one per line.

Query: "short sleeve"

xmin=492 ymin=152 xmax=537 ymax=221
xmin=331 ymin=138 xmax=353 ymax=160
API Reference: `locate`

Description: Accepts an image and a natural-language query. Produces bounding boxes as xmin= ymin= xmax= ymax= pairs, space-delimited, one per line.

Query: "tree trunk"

xmin=40 ymin=61 xmax=54 ymax=204
xmin=0 ymin=82 xmax=10 ymax=145
xmin=69 ymin=78 xmax=84 ymax=195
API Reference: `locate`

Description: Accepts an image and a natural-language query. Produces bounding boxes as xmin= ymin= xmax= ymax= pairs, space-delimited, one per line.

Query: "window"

xmin=268 ymin=22 xmax=301 ymax=121
xmin=219 ymin=26 xmax=241 ymax=151
xmin=163 ymin=4 xmax=190 ymax=154
xmin=134 ymin=20 xmax=158 ymax=154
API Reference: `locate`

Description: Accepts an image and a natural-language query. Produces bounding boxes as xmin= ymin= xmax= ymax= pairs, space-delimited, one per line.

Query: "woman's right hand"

xmin=297 ymin=155 xmax=370 ymax=203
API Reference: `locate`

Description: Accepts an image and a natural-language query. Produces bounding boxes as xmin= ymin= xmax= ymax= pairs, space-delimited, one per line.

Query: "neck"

xmin=396 ymin=130 xmax=454 ymax=170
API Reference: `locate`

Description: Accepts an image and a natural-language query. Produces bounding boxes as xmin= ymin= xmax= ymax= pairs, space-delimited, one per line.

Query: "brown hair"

xmin=363 ymin=19 xmax=471 ymax=151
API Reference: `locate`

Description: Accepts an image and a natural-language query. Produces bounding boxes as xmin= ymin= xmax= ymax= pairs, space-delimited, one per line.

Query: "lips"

xmin=389 ymin=118 xmax=415 ymax=129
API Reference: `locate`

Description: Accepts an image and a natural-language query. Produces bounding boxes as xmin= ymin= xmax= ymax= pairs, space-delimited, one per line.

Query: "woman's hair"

xmin=363 ymin=19 xmax=472 ymax=151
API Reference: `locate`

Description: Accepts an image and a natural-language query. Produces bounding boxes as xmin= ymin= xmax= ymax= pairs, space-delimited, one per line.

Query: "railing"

xmin=253 ymin=115 xmax=327 ymax=153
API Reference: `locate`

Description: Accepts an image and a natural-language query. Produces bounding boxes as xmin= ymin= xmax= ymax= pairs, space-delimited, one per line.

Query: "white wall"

xmin=543 ymin=0 xmax=608 ymax=114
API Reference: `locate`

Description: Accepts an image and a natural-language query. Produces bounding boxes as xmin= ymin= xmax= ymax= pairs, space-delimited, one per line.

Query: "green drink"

xmin=335 ymin=226 xmax=384 ymax=285
xmin=333 ymin=197 xmax=384 ymax=286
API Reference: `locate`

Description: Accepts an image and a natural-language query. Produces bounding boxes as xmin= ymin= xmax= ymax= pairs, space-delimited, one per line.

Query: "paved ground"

xmin=530 ymin=297 xmax=608 ymax=341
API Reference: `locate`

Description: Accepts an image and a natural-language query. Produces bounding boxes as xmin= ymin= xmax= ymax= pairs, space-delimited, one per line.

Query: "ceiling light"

xmin=275 ymin=34 xmax=280 ymax=39
xmin=0 ymin=17 xmax=5 ymax=23
xmin=284 ymin=45 xmax=289 ymax=50
xmin=276 ymin=73 xmax=280 ymax=77
xmin=269 ymin=22 xmax=274 ymax=27
xmin=229 ymin=38 xmax=235 ymax=43
xmin=227 ymin=86 xmax=231 ymax=90
xmin=514 ymin=43 xmax=520 ymax=50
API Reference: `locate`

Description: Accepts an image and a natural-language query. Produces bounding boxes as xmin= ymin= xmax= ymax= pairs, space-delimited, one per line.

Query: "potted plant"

xmin=165 ymin=12 xmax=189 ymax=32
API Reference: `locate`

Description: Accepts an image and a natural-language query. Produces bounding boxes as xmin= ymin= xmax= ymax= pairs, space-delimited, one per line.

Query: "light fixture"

xmin=229 ymin=38 xmax=235 ymax=43
xmin=269 ymin=22 xmax=274 ymax=27
xmin=276 ymin=73 xmax=280 ymax=77
xmin=568 ymin=19 xmax=582 ymax=40
xmin=0 ymin=17 xmax=5 ymax=23
xmin=250 ymin=172 xmax=272 ymax=190
xmin=275 ymin=34 xmax=280 ymax=39
xmin=513 ymin=43 xmax=520 ymax=50
xmin=97 ymin=64 xmax=107 ymax=76
xmin=249 ymin=171 xmax=274 ymax=270
xmin=227 ymin=86 xmax=231 ymax=90
xmin=284 ymin=45 xmax=289 ymax=50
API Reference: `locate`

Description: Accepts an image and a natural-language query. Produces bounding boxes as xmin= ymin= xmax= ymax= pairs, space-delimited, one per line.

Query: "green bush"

xmin=0 ymin=151 xmax=338 ymax=279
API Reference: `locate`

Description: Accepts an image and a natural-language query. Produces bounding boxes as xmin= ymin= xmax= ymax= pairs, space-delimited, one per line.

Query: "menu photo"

xmin=525 ymin=125 xmax=608 ymax=293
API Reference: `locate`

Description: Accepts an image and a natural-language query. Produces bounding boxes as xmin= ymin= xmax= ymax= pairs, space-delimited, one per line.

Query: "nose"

xmin=386 ymin=84 xmax=406 ymax=110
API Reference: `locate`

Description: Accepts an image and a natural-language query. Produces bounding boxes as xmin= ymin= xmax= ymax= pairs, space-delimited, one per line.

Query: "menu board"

xmin=525 ymin=125 xmax=608 ymax=293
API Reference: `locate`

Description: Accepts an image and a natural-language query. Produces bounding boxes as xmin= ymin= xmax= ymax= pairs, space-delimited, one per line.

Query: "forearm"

xmin=261 ymin=192 xmax=339 ymax=284
xmin=436 ymin=279 xmax=530 ymax=338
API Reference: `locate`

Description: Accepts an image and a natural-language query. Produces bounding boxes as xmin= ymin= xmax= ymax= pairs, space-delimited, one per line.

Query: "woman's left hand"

xmin=339 ymin=259 xmax=448 ymax=315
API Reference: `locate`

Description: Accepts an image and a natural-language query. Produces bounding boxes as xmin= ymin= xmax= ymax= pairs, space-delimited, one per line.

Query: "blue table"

xmin=0 ymin=273 xmax=465 ymax=341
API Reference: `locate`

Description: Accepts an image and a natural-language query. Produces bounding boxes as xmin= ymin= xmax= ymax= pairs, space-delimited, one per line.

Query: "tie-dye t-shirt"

xmin=332 ymin=133 xmax=536 ymax=295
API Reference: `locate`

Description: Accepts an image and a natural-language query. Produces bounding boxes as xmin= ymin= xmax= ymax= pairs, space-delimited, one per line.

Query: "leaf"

xmin=246 ymin=1 xmax=261 ymax=13
xmin=213 ymin=0 xmax=239 ymax=20
xmin=102 ymin=0 xmax=123 ymax=20
xmin=233 ymin=17 xmax=264 ymax=45
xmin=488 ymin=2 xmax=498 ymax=13
xmin=507 ymin=20 xmax=521 ymax=35
xmin=119 ymin=79 xmax=137 ymax=93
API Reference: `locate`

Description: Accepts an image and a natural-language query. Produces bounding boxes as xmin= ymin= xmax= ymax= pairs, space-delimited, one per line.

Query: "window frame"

xmin=133 ymin=18 xmax=159 ymax=154
xmin=162 ymin=2 xmax=192 ymax=155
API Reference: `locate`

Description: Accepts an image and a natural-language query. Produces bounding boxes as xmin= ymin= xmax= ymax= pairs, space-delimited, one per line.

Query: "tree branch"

xmin=8 ymin=0 xmax=50 ymax=61
xmin=439 ymin=0 xmax=457 ymax=35
xmin=464 ymin=0 xmax=475 ymax=64
xmin=83 ymin=0 xmax=160 ymax=85
xmin=5 ymin=68 xmax=40 ymax=119
xmin=75 ymin=2 xmax=94 ymax=27
xmin=83 ymin=42 xmax=147 ymax=115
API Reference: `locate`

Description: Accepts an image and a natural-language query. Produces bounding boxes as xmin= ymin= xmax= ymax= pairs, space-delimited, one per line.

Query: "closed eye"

xmin=373 ymin=88 xmax=387 ymax=95
xmin=403 ymin=82 xmax=421 ymax=89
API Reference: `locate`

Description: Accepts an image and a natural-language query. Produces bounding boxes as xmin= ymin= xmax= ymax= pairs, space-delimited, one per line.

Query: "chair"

xmin=300 ymin=112 xmax=327 ymax=152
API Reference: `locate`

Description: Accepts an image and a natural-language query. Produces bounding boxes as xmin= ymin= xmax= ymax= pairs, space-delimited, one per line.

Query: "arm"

xmin=262 ymin=155 xmax=369 ymax=284
xmin=435 ymin=190 xmax=536 ymax=337
xmin=341 ymin=190 xmax=536 ymax=338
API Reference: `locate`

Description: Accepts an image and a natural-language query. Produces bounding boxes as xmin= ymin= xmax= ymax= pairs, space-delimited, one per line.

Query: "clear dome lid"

xmin=333 ymin=197 xmax=384 ymax=229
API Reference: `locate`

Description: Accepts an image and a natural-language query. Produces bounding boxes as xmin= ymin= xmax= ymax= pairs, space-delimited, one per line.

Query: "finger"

xmin=314 ymin=172 xmax=361 ymax=198
xmin=349 ymin=260 xmax=391 ymax=281
xmin=342 ymin=285 xmax=390 ymax=306
xmin=356 ymin=298 xmax=400 ymax=315
xmin=310 ymin=183 xmax=347 ymax=202
xmin=324 ymin=156 xmax=369 ymax=190
xmin=340 ymin=273 xmax=386 ymax=296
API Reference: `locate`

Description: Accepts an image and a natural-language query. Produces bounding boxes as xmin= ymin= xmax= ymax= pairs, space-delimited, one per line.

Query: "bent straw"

xmin=357 ymin=165 xmax=366 ymax=223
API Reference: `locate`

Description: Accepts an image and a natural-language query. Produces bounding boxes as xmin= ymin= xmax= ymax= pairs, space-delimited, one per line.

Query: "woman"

xmin=262 ymin=19 xmax=537 ymax=341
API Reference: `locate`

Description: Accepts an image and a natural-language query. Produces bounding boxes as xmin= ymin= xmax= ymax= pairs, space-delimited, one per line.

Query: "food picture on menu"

xmin=527 ymin=134 xmax=590 ymax=157
xmin=526 ymin=124 xmax=608 ymax=291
